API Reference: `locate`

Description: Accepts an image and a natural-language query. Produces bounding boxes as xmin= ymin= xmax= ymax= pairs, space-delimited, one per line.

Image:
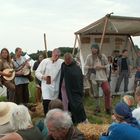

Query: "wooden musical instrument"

xmin=3 ymin=68 xmax=15 ymax=81
xmin=3 ymin=67 xmax=31 ymax=81
xmin=3 ymin=58 xmax=31 ymax=81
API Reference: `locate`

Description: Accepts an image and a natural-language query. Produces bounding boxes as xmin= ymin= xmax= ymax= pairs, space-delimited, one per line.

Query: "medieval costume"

xmin=59 ymin=60 xmax=87 ymax=124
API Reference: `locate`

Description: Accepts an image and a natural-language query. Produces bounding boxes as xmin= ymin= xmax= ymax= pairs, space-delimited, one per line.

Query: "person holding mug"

xmin=35 ymin=48 xmax=63 ymax=115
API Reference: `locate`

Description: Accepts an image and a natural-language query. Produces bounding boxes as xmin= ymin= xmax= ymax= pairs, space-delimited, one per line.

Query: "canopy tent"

xmin=73 ymin=14 xmax=140 ymax=70
xmin=73 ymin=14 xmax=140 ymax=94
xmin=75 ymin=14 xmax=140 ymax=36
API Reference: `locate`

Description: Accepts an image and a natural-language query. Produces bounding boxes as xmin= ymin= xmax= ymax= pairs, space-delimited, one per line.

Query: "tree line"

xmin=10 ymin=47 xmax=78 ymax=60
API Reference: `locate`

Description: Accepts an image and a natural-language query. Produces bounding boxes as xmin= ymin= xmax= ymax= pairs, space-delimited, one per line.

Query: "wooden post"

xmin=44 ymin=33 xmax=48 ymax=58
xmin=99 ymin=15 xmax=109 ymax=50
xmin=72 ymin=35 xmax=78 ymax=56
xmin=100 ymin=13 xmax=113 ymax=50
xmin=129 ymin=35 xmax=135 ymax=68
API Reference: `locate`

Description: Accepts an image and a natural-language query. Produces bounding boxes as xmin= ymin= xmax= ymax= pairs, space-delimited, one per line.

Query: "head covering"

xmin=0 ymin=102 xmax=17 ymax=125
xmin=90 ymin=43 xmax=99 ymax=49
xmin=114 ymin=102 xmax=140 ymax=128
xmin=114 ymin=102 xmax=132 ymax=119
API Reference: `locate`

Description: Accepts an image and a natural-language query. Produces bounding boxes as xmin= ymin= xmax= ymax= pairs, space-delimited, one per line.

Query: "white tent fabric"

xmin=75 ymin=14 xmax=140 ymax=94
xmin=24 ymin=54 xmax=35 ymax=71
xmin=75 ymin=15 xmax=140 ymax=36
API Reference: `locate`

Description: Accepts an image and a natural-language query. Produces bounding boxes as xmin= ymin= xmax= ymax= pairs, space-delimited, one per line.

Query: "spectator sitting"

xmin=0 ymin=102 xmax=17 ymax=136
xmin=100 ymin=102 xmax=140 ymax=140
xmin=0 ymin=105 xmax=43 ymax=140
xmin=48 ymin=99 xmax=64 ymax=110
xmin=36 ymin=99 xmax=64 ymax=138
xmin=100 ymin=123 xmax=140 ymax=140
xmin=44 ymin=109 xmax=85 ymax=140
xmin=112 ymin=102 xmax=139 ymax=128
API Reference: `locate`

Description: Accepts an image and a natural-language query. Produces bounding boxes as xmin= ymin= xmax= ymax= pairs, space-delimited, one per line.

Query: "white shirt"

xmin=35 ymin=58 xmax=63 ymax=100
xmin=84 ymin=54 xmax=108 ymax=82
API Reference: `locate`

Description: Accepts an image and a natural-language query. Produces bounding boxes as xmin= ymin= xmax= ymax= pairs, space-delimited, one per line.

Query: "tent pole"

xmin=100 ymin=13 xmax=114 ymax=50
xmin=44 ymin=33 xmax=48 ymax=58
xmin=99 ymin=15 xmax=109 ymax=50
xmin=77 ymin=34 xmax=81 ymax=47
xmin=129 ymin=35 xmax=135 ymax=68
xmin=72 ymin=34 xmax=78 ymax=56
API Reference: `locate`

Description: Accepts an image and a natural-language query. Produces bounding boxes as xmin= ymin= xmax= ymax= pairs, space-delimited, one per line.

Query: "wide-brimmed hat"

xmin=0 ymin=102 xmax=17 ymax=125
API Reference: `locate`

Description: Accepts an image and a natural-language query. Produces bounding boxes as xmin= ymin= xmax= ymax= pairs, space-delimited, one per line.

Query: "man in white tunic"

xmin=35 ymin=48 xmax=63 ymax=115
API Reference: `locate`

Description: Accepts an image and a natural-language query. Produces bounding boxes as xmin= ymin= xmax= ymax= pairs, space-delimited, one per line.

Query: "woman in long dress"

xmin=0 ymin=48 xmax=15 ymax=102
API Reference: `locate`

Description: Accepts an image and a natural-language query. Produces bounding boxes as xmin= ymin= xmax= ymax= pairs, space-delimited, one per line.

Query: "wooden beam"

xmin=44 ymin=33 xmax=48 ymax=58
xmin=99 ymin=15 xmax=109 ymax=50
xmin=72 ymin=35 xmax=78 ymax=56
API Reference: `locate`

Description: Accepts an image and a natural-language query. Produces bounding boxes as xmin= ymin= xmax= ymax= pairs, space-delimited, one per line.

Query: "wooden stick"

xmin=99 ymin=16 xmax=109 ymax=51
xmin=129 ymin=35 xmax=135 ymax=67
xmin=44 ymin=33 xmax=48 ymax=58
xmin=100 ymin=13 xmax=113 ymax=50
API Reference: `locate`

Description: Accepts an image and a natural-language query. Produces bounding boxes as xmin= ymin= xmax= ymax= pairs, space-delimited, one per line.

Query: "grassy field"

xmin=84 ymin=95 xmax=121 ymax=124
xmin=28 ymin=81 xmax=121 ymax=124
xmin=0 ymin=81 xmax=120 ymax=124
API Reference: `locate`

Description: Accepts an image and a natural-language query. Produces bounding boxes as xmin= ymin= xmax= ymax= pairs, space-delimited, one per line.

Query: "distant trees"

xmin=10 ymin=47 xmax=78 ymax=60
xmin=28 ymin=47 xmax=78 ymax=60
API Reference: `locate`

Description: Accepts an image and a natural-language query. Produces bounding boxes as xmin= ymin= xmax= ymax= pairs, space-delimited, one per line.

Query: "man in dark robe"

xmin=59 ymin=53 xmax=87 ymax=124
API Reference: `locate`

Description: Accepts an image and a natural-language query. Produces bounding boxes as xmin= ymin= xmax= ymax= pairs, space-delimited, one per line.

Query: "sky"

xmin=0 ymin=0 xmax=140 ymax=53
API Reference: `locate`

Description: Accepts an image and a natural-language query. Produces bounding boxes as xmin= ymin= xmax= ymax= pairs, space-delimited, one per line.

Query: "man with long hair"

xmin=0 ymin=48 xmax=15 ymax=102
xmin=84 ymin=43 xmax=111 ymax=114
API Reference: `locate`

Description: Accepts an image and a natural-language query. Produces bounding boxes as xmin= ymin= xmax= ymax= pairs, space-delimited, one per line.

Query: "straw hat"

xmin=0 ymin=102 xmax=17 ymax=125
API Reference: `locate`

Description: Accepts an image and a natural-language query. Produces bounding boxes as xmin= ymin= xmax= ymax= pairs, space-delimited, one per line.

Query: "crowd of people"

xmin=1 ymin=44 xmax=140 ymax=139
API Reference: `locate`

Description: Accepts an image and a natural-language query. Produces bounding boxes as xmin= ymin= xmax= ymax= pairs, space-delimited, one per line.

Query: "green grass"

xmin=29 ymin=81 xmax=36 ymax=103
xmin=0 ymin=80 xmax=120 ymax=124
xmin=84 ymin=96 xmax=108 ymax=124
xmin=29 ymin=81 xmax=120 ymax=124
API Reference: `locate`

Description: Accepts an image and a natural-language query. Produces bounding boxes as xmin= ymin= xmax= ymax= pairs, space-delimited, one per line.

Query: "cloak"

xmin=59 ymin=61 xmax=87 ymax=123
